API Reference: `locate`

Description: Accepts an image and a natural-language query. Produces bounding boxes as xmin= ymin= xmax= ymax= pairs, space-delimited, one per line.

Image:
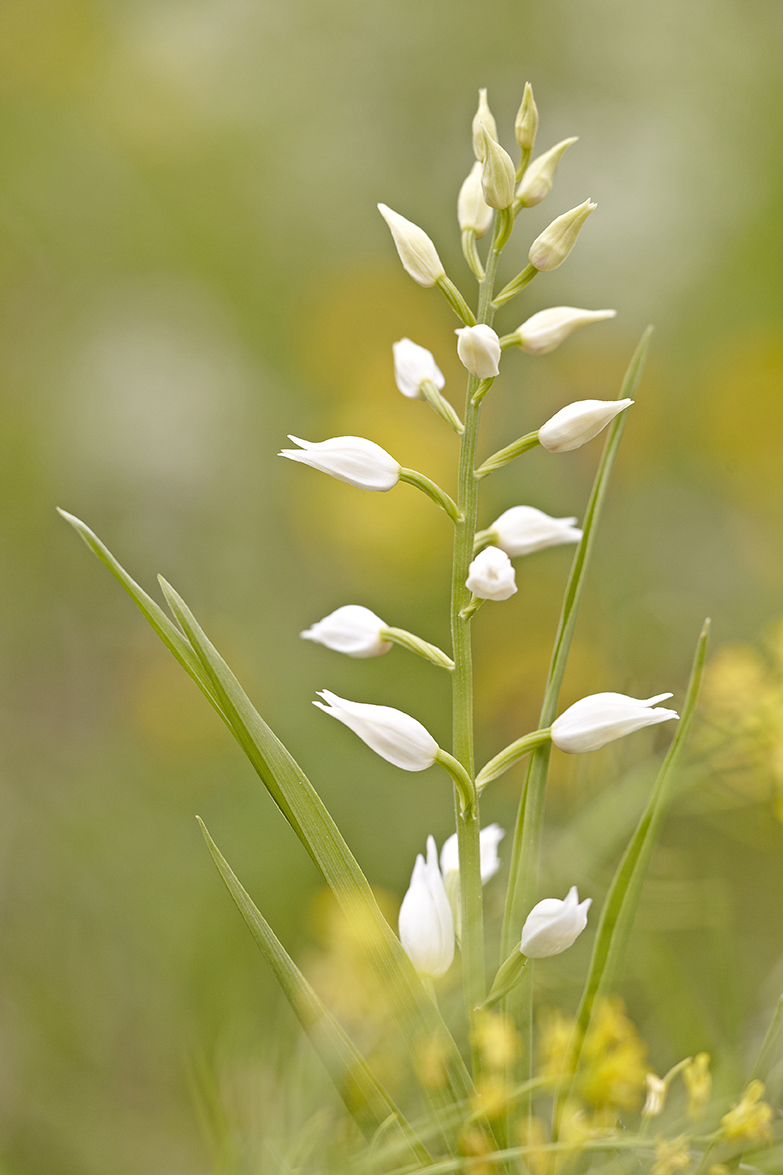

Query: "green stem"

xmin=380 ymin=626 xmax=455 ymax=670
xmin=398 ymin=468 xmax=462 ymax=523
xmin=450 ymin=219 xmax=505 ymax=1050
xmin=475 ymin=432 xmax=540 ymax=479
xmin=476 ymin=729 xmax=552 ymax=791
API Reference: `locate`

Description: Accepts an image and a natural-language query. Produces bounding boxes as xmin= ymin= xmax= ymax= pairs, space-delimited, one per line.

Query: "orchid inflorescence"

xmin=62 ymin=79 xmax=780 ymax=1174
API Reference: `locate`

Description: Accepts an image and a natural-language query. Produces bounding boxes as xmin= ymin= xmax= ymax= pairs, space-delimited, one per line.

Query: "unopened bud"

xmin=458 ymin=161 xmax=493 ymax=238
xmin=517 ymin=137 xmax=578 ymax=207
xmin=472 ymin=88 xmax=498 ymax=160
xmin=515 ymin=83 xmax=538 ymax=151
xmin=456 ymin=324 xmax=501 ymax=379
xmin=479 ymin=127 xmax=516 ymax=210
xmin=377 ymin=204 xmax=445 ymax=287
xmin=528 ymin=199 xmax=596 ymax=272
xmin=510 ymin=306 xmax=616 ymax=355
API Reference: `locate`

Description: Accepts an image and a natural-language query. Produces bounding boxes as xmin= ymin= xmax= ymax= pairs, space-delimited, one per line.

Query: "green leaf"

xmin=62 ymin=512 xmax=477 ymax=1147
xmin=57 ymin=510 xmax=223 ymax=715
xmin=198 ymin=817 xmax=430 ymax=1162
xmin=157 ymin=577 xmax=477 ymax=1148
xmin=565 ymin=619 xmax=710 ymax=1099
xmin=501 ymin=326 xmax=653 ymax=956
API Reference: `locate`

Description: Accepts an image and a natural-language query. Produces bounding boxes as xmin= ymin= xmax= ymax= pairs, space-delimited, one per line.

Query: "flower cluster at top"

xmin=279 ymin=82 xmax=680 ymax=983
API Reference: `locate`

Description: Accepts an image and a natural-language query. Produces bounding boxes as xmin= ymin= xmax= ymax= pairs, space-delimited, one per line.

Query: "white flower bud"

xmin=516 ymin=137 xmax=578 ymax=207
xmin=300 ymin=605 xmax=392 ymax=658
xmin=511 ymin=306 xmax=616 ymax=356
xmin=392 ymin=338 xmax=445 ymax=400
xmin=313 ymin=690 xmax=439 ymax=771
xmin=514 ymin=82 xmax=538 ymax=151
xmin=399 ymin=835 xmax=455 ymax=978
xmin=466 ymin=546 xmax=517 ymax=601
xmin=458 ymin=161 xmax=493 ymax=238
xmin=472 ymin=88 xmax=498 ymax=160
xmin=538 ymin=399 xmax=633 ymax=453
xmin=528 ymin=199 xmax=596 ymax=272
xmin=377 ymin=204 xmax=445 ymax=287
xmin=487 ymin=505 xmax=582 ymax=558
xmin=279 ymin=435 xmax=400 ymax=491
xmin=551 ymin=692 xmax=680 ymax=754
xmin=519 ymin=886 xmax=591 ymax=958
xmin=478 ymin=126 xmax=516 ymax=210
xmin=455 ymin=324 xmax=501 ymax=379
xmin=440 ymin=823 xmax=505 ymax=885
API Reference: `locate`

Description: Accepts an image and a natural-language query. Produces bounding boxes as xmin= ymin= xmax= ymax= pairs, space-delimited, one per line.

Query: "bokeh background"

xmin=2 ymin=1 xmax=783 ymax=1170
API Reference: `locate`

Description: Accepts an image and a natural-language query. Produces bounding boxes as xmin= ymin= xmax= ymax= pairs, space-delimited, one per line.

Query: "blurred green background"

xmin=2 ymin=1 xmax=783 ymax=1170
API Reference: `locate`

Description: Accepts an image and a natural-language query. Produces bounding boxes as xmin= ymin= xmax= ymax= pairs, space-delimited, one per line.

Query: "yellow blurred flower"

xmin=537 ymin=999 xmax=647 ymax=1112
xmin=471 ymin=1009 xmax=520 ymax=1070
xmin=720 ymin=1079 xmax=774 ymax=1143
xmin=651 ymin=1135 xmax=691 ymax=1175
xmin=697 ymin=622 xmax=783 ymax=818
xmin=682 ymin=1053 xmax=711 ymax=1121
xmin=580 ymin=998 xmax=648 ymax=1111
xmin=517 ymin=1115 xmax=549 ymax=1175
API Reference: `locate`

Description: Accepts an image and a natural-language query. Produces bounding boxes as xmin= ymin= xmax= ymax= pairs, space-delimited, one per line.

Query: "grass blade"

xmin=501 ymin=326 xmax=653 ymax=955
xmin=62 ymin=513 xmax=477 ymax=1143
xmin=198 ymin=817 xmax=430 ymax=1162
xmin=57 ymin=510 xmax=223 ymax=714
xmin=564 ymin=619 xmax=710 ymax=1105
xmin=155 ymin=575 xmax=477 ymax=1138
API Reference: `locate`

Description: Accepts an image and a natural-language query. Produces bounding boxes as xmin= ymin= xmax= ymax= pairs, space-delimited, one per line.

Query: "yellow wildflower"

xmin=471 ymin=1074 xmax=508 ymax=1120
xmin=651 ymin=1136 xmax=691 ymax=1175
xmin=706 ymin=1166 xmax=730 ymax=1175
xmin=517 ymin=1115 xmax=549 ymax=1175
xmin=471 ymin=1009 xmax=520 ymax=1070
xmin=580 ymin=998 xmax=648 ymax=1110
xmin=720 ymin=1079 xmax=774 ymax=1143
xmin=682 ymin=1053 xmax=711 ymax=1120
xmin=537 ymin=1006 xmax=573 ymax=1082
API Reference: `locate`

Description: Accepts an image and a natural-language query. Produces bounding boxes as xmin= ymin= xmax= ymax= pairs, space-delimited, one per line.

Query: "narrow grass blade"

xmin=62 ymin=515 xmax=477 ymax=1140
xmin=198 ymin=818 xmax=430 ymax=1162
xmin=501 ymin=326 xmax=653 ymax=955
xmin=156 ymin=577 xmax=477 ymax=1140
xmin=57 ymin=510 xmax=223 ymax=714
xmin=567 ymin=620 xmax=710 ymax=1088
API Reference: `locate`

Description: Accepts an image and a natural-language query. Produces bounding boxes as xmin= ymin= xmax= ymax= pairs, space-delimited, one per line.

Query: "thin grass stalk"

xmin=554 ymin=619 xmax=710 ymax=1138
xmin=199 ymin=818 xmax=431 ymax=1163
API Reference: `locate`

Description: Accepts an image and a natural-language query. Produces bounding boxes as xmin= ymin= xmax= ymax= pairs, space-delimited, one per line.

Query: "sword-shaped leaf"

xmin=198 ymin=817 xmax=430 ymax=1162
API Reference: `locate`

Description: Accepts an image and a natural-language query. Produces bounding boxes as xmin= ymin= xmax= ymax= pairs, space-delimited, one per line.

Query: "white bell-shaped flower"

xmin=313 ymin=690 xmax=438 ymax=771
xmin=458 ymin=161 xmax=493 ymax=238
xmin=538 ymin=398 xmax=633 ymax=453
xmin=279 ymin=435 xmax=400 ymax=491
xmin=487 ymin=506 xmax=582 ymax=558
xmin=519 ymin=886 xmax=591 ymax=958
xmin=472 ymin=88 xmax=498 ymax=160
xmin=551 ymin=692 xmax=680 ymax=754
xmin=455 ymin=324 xmax=501 ymax=379
xmin=516 ymin=137 xmax=578 ymax=207
xmin=478 ymin=126 xmax=516 ymax=210
xmin=466 ymin=546 xmax=517 ymax=601
xmin=300 ymin=605 xmax=392 ymax=658
xmin=399 ymin=835 xmax=455 ymax=978
xmin=377 ymin=204 xmax=445 ymax=287
xmin=511 ymin=306 xmax=616 ymax=356
xmin=440 ymin=823 xmax=505 ymax=886
xmin=392 ymin=338 xmax=445 ymax=400
xmin=528 ymin=199 xmax=596 ymax=272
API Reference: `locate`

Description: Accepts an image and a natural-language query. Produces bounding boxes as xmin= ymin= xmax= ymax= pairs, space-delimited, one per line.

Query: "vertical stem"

xmin=451 ymin=228 xmax=503 ymax=1061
